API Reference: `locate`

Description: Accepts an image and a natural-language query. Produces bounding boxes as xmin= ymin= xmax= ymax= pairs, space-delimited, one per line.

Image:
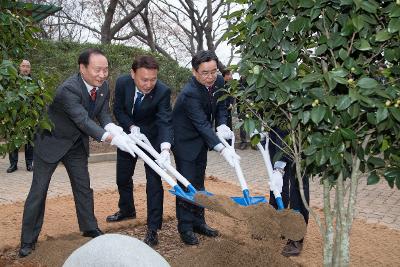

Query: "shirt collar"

xmin=81 ymin=77 xmax=97 ymax=94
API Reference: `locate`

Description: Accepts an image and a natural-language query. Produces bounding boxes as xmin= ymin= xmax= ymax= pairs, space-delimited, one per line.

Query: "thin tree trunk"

xmin=334 ymin=172 xmax=345 ymax=267
xmin=323 ymin=178 xmax=334 ymax=266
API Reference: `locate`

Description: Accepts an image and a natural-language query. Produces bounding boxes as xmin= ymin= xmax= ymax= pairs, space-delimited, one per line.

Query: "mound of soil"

xmin=1 ymin=177 xmax=400 ymax=266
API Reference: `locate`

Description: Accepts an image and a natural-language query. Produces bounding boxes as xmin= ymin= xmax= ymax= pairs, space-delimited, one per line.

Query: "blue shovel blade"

xmin=231 ymin=196 xmax=268 ymax=206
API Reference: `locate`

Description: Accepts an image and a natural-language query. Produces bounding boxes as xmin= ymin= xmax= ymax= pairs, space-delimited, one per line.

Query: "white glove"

xmin=104 ymin=123 xmax=123 ymax=136
xmin=130 ymin=125 xmax=141 ymax=135
xmin=216 ymin=124 xmax=234 ymax=140
xmin=129 ymin=126 xmax=148 ymax=142
xmin=269 ymin=170 xmax=283 ymax=194
xmin=111 ymin=134 xmax=136 ymax=157
xmin=156 ymin=150 xmax=171 ymax=169
xmin=221 ymin=147 xmax=241 ymax=167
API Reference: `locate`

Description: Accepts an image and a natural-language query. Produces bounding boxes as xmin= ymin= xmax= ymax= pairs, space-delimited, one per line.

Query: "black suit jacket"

xmin=113 ymin=74 xmax=173 ymax=149
xmin=172 ymin=75 xmax=227 ymax=161
xmin=34 ymin=73 xmax=112 ymax=163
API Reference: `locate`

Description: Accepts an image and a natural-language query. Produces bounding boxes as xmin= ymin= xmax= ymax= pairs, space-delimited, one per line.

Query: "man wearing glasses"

xmin=172 ymin=50 xmax=239 ymax=245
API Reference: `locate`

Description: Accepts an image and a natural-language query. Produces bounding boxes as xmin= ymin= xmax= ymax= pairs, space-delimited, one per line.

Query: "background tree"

xmin=226 ymin=0 xmax=400 ymax=266
xmin=0 ymin=1 xmax=52 ymax=156
xmin=36 ymin=0 xmax=235 ymax=65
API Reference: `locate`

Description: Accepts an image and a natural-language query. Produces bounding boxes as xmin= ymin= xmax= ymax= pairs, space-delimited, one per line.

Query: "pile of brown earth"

xmin=1 ymin=177 xmax=399 ymax=266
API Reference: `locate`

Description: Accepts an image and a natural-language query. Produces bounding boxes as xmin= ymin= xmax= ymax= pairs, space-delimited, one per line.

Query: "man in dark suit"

xmin=19 ymin=48 xmax=114 ymax=257
xmin=7 ymin=59 xmax=34 ymax=173
xmin=172 ymin=50 xmax=240 ymax=245
xmin=107 ymin=55 xmax=173 ymax=247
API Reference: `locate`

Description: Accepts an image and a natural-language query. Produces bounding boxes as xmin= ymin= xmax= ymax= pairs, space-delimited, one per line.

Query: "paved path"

xmin=1 ymin=149 xmax=400 ymax=230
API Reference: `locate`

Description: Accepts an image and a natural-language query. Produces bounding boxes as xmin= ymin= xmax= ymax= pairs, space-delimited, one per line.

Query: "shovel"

xmin=217 ymin=132 xmax=267 ymax=206
xmin=255 ymin=133 xmax=285 ymax=210
xmin=255 ymin=131 xmax=308 ymax=240
xmin=128 ymin=133 xmax=213 ymax=200
xmin=108 ymin=129 xmax=196 ymax=204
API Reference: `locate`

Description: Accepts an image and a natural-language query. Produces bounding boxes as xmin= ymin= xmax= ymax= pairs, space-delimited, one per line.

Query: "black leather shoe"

xmin=193 ymin=224 xmax=219 ymax=237
xmin=26 ymin=164 xmax=33 ymax=172
xmin=106 ymin=211 xmax=136 ymax=222
xmin=180 ymin=231 xmax=199 ymax=245
xmin=82 ymin=228 xmax=104 ymax=238
xmin=6 ymin=164 xmax=17 ymax=173
xmin=144 ymin=229 xmax=158 ymax=247
xmin=281 ymin=239 xmax=303 ymax=257
xmin=19 ymin=242 xmax=35 ymax=257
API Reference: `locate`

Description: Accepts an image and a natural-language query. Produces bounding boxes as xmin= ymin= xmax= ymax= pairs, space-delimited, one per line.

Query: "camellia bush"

xmin=225 ymin=0 xmax=400 ymax=266
xmin=0 ymin=2 xmax=52 ymax=156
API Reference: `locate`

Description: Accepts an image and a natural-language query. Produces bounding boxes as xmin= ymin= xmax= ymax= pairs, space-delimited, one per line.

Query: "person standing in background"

xmin=221 ymin=69 xmax=234 ymax=146
xmin=7 ymin=59 xmax=34 ymax=173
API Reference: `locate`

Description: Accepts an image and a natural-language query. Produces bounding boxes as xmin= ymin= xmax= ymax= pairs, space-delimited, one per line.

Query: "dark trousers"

xmin=21 ymin=138 xmax=98 ymax=244
xmin=116 ymin=148 xmax=164 ymax=230
xmin=9 ymin=143 xmax=33 ymax=166
xmin=174 ymin=146 xmax=207 ymax=233
xmin=267 ymin=128 xmax=310 ymax=224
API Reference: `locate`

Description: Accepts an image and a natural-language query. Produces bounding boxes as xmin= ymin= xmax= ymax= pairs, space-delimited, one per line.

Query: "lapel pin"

xmin=100 ymin=93 xmax=103 ymax=96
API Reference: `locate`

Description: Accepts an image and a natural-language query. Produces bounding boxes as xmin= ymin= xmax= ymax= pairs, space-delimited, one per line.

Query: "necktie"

xmin=90 ymin=87 xmax=97 ymax=101
xmin=134 ymin=91 xmax=144 ymax=111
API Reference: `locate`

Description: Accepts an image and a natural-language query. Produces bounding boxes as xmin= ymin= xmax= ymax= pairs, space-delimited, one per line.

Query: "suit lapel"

xmin=77 ymin=74 xmax=90 ymax=110
xmin=93 ymin=85 xmax=106 ymax=115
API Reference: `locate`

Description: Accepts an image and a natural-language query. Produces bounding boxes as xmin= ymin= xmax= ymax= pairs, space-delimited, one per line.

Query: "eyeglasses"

xmin=197 ymin=69 xmax=218 ymax=78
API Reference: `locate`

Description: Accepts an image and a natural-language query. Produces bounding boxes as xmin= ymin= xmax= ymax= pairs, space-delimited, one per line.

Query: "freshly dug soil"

xmin=195 ymin=193 xmax=306 ymax=241
xmin=1 ymin=177 xmax=400 ymax=267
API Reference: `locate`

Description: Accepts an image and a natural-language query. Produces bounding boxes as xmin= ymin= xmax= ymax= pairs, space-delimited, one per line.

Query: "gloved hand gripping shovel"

xmin=217 ymin=132 xmax=267 ymax=206
xmin=108 ymin=128 xmax=195 ymax=203
xmin=255 ymin=133 xmax=285 ymax=210
xmin=128 ymin=132 xmax=213 ymax=203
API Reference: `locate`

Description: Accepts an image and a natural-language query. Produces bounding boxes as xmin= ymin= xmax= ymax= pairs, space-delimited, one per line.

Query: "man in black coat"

xmin=172 ymin=50 xmax=240 ymax=245
xmin=7 ymin=59 xmax=34 ymax=173
xmin=19 ymin=48 xmax=114 ymax=257
xmin=107 ymin=55 xmax=173 ymax=247
xmin=268 ymin=128 xmax=310 ymax=257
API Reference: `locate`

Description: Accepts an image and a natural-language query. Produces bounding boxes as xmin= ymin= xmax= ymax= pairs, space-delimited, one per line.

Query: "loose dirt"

xmin=1 ymin=177 xmax=399 ymax=266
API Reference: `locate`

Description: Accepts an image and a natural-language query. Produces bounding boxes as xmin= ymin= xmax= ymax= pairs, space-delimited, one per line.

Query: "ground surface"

xmin=1 ymin=141 xmax=400 ymax=266
xmin=0 ymin=178 xmax=399 ymax=267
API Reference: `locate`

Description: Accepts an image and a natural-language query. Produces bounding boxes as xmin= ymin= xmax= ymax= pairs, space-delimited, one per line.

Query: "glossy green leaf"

xmin=301 ymin=110 xmax=310 ymax=124
xmin=315 ymin=44 xmax=327 ymax=56
xmin=375 ymin=30 xmax=391 ymax=42
xmin=388 ymin=18 xmax=400 ymax=33
xmin=357 ymin=77 xmax=379 ymax=89
xmin=298 ymin=0 xmax=314 ymax=8
xmin=390 ymin=107 xmax=400 ymax=122
xmin=367 ymin=172 xmax=380 ymax=185
xmin=301 ymin=73 xmax=322 ymax=83
xmin=340 ymin=128 xmax=357 ymax=140
xmin=389 ymin=5 xmax=400 ymax=17
xmin=286 ymin=50 xmax=298 ymax=63
xmin=376 ymin=108 xmax=388 ymax=123
xmin=360 ymin=0 xmax=378 ymax=13
xmin=367 ymin=156 xmax=385 ymax=168
xmin=352 ymin=15 xmax=365 ymax=31
xmin=355 ymin=39 xmax=372 ymax=51
xmin=339 ymin=48 xmax=348 ymax=60
xmin=336 ymin=95 xmax=352 ymax=111
xmin=316 ymin=149 xmax=328 ymax=165
xmin=303 ymin=145 xmax=317 ymax=156
xmin=311 ymin=106 xmax=326 ymax=124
